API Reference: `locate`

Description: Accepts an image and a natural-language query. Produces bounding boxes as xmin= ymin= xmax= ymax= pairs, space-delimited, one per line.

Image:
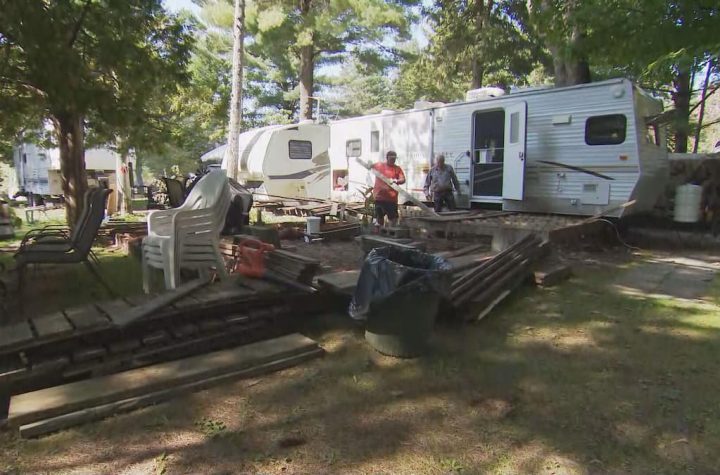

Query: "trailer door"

xmin=502 ymin=101 xmax=527 ymax=200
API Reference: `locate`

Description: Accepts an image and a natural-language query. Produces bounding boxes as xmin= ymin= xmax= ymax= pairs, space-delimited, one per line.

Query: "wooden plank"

xmin=235 ymin=276 xmax=280 ymax=294
xmin=435 ymin=243 xmax=487 ymax=258
xmin=534 ymin=263 xmax=572 ymax=287
xmin=8 ymin=333 xmax=319 ymax=426
xmin=316 ymin=270 xmax=360 ymax=296
xmin=31 ymin=312 xmax=74 ymax=340
xmin=18 ymin=347 xmax=323 ymax=438
xmin=198 ymin=283 xmax=249 ymax=303
xmin=63 ymin=305 xmax=110 ymax=330
xmin=107 ymin=339 xmax=142 ymax=354
xmin=110 ymin=278 xmax=210 ymax=327
xmin=446 ymin=253 xmax=495 ymax=273
xmin=0 ymin=321 xmax=35 ymax=353
xmin=171 ymin=294 xmax=203 ymax=310
xmin=94 ymin=299 xmax=133 ymax=323
xmin=73 ymin=347 xmax=107 ymax=363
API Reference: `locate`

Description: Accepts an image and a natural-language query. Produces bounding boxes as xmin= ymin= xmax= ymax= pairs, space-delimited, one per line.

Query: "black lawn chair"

xmin=162 ymin=177 xmax=186 ymax=208
xmin=14 ymin=187 xmax=115 ymax=299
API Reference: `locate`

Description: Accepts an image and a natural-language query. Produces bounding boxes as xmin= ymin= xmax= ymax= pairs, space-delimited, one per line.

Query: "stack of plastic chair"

xmin=142 ymin=171 xmax=231 ymax=292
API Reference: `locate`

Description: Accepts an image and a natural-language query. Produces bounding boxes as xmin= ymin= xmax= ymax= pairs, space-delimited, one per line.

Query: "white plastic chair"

xmin=142 ymin=171 xmax=231 ymax=292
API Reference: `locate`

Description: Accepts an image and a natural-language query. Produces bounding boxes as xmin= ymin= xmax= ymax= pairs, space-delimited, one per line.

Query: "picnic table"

xmin=24 ymin=205 xmax=60 ymax=224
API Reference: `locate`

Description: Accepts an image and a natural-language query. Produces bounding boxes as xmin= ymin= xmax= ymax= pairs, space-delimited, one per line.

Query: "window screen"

xmin=585 ymin=115 xmax=627 ymax=145
xmin=289 ymin=140 xmax=312 ymax=159
xmin=346 ymin=139 xmax=362 ymax=157
xmin=371 ymin=131 xmax=380 ymax=152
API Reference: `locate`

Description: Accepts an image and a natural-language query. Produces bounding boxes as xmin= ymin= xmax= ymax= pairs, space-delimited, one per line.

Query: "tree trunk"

xmin=119 ymin=151 xmax=133 ymax=215
xmin=548 ymin=44 xmax=568 ymax=87
xmin=299 ymin=43 xmax=314 ymax=120
xmin=544 ymin=0 xmax=590 ymax=87
xmin=693 ymin=58 xmax=716 ymax=153
xmin=135 ymin=154 xmax=145 ymax=187
xmin=298 ymin=0 xmax=314 ymax=121
xmin=470 ymin=0 xmax=491 ymax=89
xmin=224 ymin=0 xmax=245 ymax=181
xmin=55 ymin=113 xmax=87 ymax=227
xmin=471 ymin=61 xmax=484 ymax=89
xmin=672 ymin=66 xmax=692 ymax=153
xmin=567 ymin=57 xmax=591 ymax=85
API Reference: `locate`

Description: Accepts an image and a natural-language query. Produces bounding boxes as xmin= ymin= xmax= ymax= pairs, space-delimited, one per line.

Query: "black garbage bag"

xmin=349 ymin=247 xmax=452 ymax=321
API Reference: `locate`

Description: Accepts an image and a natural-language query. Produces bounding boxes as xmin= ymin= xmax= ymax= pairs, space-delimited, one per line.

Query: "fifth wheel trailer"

xmin=201 ymin=121 xmax=331 ymax=200
xmin=328 ymin=78 xmax=669 ymax=218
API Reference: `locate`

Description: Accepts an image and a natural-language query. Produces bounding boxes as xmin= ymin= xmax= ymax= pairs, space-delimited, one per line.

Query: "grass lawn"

xmin=0 ymin=237 xmax=718 ymax=473
xmin=0 ymin=212 xmax=144 ymax=319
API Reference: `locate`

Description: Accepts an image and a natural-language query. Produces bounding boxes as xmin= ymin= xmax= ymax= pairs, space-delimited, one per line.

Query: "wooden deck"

xmin=0 ymin=275 xmax=326 ymax=394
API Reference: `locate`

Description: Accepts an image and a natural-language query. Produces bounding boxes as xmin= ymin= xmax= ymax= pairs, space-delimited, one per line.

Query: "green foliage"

xmin=0 ymin=0 xmax=194 ymax=220
xmin=195 ymin=417 xmax=227 ymax=438
xmin=393 ymin=51 xmax=471 ymax=106
xmin=0 ymin=0 xmax=194 ymax=138
xmin=249 ymin=0 xmax=420 ymax=118
xmin=427 ymin=0 xmax=548 ymax=89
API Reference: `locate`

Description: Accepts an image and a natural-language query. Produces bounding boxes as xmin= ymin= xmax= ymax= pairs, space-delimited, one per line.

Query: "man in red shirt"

xmin=372 ymin=150 xmax=406 ymax=226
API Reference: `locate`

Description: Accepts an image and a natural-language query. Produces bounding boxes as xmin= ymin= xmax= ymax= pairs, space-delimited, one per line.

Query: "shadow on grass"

xmin=1 ymin=248 xmax=143 ymax=320
xmin=4 ymin=254 xmax=720 ymax=474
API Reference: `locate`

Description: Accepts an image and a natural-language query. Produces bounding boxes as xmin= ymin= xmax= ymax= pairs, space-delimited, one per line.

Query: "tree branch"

xmin=0 ymin=76 xmax=47 ymax=98
xmin=689 ymin=82 xmax=719 ymax=115
xmin=699 ymin=117 xmax=720 ymax=130
xmin=68 ymin=0 xmax=92 ymax=48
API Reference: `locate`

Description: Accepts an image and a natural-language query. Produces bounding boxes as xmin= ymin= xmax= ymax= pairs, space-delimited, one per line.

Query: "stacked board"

xmin=0 ymin=276 xmax=325 ymax=394
xmin=8 ymin=333 xmax=324 ymax=438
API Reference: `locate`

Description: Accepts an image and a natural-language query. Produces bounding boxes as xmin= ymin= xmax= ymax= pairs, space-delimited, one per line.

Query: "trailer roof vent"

xmin=465 ymin=87 xmax=506 ymax=102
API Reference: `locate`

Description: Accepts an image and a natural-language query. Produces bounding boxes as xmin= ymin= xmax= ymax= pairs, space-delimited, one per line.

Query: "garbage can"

xmin=349 ymin=247 xmax=451 ymax=357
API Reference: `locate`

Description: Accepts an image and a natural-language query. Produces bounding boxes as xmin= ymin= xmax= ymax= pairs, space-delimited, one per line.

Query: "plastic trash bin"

xmin=349 ymin=247 xmax=451 ymax=357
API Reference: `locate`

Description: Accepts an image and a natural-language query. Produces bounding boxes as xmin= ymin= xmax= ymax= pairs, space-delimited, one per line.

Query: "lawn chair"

xmin=162 ymin=177 xmax=186 ymax=208
xmin=14 ymin=187 xmax=114 ymax=298
xmin=142 ymin=171 xmax=231 ymax=292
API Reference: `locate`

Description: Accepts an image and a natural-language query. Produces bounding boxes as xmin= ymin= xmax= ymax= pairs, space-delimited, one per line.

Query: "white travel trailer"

xmin=13 ymin=144 xmax=124 ymax=195
xmin=202 ymin=121 xmax=331 ymax=200
xmin=328 ymin=78 xmax=668 ymax=217
xmin=12 ymin=144 xmax=136 ymax=213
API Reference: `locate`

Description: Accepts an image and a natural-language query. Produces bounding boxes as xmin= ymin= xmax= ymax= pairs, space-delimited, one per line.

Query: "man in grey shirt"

xmin=424 ymin=154 xmax=461 ymax=212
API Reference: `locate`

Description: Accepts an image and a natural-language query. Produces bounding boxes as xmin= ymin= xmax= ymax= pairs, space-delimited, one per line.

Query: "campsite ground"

xmin=1 ymin=234 xmax=719 ymax=474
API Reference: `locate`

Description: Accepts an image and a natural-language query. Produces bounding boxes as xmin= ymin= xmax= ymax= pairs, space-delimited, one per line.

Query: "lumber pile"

xmin=355 ymin=234 xmax=428 ymax=254
xmin=435 ymin=243 xmax=487 ymax=259
xmin=0 ymin=276 xmax=326 ymax=394
xmin=450 ymin=234 xmax=548 ymax=321
xmin=265 ymin=249 xmax=321 ymax=285
xmin=7 ymin=333 xmax=323 ymax=438
xmin=219 ymin=237 xmax=321 ymax=286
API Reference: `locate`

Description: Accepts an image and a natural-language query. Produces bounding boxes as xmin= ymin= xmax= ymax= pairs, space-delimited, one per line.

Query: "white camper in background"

xmin=202 ymin=121 xmax=331 ymax=200
xmin=12 ymin=144 xmax=129 ymax=212
xmin=328 ymin=78 xmax=668 ymax=218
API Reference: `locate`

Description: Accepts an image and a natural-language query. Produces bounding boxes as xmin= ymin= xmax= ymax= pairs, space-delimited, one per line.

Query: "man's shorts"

xmin=375 ymin=200 xmax=398 ymax=221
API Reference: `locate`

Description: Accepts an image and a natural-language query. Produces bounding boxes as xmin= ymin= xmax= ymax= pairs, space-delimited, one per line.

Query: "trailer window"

xmin=646 ymin=123 xmax=660 ymax=146
xmin=585 ymin=115 xmax=627 ymax=145
xmin=346 ymin=139 xmax=362 ymax=157
xmin=289 ymin=140 xmax=312 ymax=159
xmin=509 ymin=112 xmax=520 ymax=144
xmin=371 ymin=131 xmax=380 ymax=152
